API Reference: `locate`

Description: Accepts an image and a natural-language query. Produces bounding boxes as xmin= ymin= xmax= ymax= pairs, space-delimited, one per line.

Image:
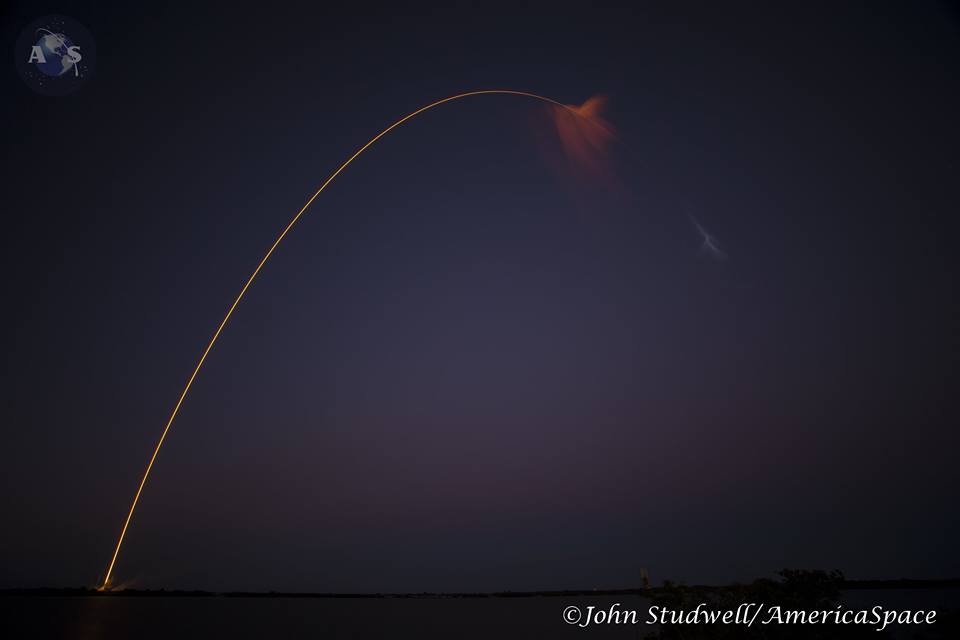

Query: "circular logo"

xmin=15 ymin=15 xmax=96 ymax=96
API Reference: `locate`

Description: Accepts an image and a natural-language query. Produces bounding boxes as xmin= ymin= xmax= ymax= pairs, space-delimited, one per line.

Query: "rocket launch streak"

xmin=101 ymin=89 xmax=606 ymax=589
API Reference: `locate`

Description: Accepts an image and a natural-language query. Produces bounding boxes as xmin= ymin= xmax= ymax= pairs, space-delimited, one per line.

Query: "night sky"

xmin=1 ymin=1 xmax=958 ymax=592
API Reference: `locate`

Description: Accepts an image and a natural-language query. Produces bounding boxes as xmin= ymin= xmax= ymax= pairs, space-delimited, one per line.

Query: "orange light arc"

xmin=100 ymin=90 xmax=582 ymax=590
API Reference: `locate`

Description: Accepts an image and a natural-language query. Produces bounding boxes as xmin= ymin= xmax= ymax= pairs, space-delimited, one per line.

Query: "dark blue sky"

xmin=1 ymin=0 xmax=958 ymax=591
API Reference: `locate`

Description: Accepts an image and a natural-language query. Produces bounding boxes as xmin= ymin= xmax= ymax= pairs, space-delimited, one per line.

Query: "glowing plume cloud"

xmin=100 ymin=89 xmax=612 ymax=590
xmin=548 ymin=95 xmax=617 ymax=181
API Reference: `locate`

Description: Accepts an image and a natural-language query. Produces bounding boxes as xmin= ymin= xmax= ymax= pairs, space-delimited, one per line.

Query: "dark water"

xmin=1 ymin=595 xmax=653 ymax=639
xmin=3 ymin=590 xmax=956 ymax=639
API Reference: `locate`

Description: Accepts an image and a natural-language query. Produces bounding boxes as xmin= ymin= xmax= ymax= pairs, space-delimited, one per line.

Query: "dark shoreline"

xmin=3 ymin=579 xmax=958 ymax=599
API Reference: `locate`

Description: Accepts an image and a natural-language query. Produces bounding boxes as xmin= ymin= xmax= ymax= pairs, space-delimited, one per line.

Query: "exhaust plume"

xmin=548 ymin=95 xmax=617 ymax=181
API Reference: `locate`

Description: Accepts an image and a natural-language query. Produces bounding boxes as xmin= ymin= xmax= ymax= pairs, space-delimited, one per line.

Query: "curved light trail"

xmin=101 ymin=90 xmax=577 ymax=589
